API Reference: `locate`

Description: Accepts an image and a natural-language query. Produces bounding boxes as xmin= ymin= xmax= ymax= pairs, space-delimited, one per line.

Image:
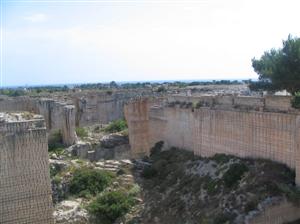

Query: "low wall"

xmin=0 ymin=118 xmax=54 ymax=223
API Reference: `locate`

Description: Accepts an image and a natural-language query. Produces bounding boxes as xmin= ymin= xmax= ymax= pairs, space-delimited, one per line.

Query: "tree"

xmin=251 ymin=35 xmax=300 ymax=94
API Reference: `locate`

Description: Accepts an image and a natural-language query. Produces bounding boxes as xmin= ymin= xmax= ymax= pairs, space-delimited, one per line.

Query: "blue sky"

xmin=1 ymin=0 xmax=300 ymax=87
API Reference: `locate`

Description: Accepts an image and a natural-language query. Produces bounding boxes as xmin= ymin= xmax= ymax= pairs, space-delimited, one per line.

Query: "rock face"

xmin=124 ymin=95 xmax=300 ymax=186
xmin=0 ymin=97 xmax=77 ymax=145
xmin=67 ymin=134 xmax=130 ymax=161
xmin=71 ymin=90 xmax=157 ymax=127
xmin=0 ymin=113 xmax=54 ymax=223
xmin=54 ymin=200 xmax=88 ymax=224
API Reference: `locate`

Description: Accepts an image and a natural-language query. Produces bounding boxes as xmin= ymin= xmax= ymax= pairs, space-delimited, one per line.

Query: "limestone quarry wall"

xmin=71 ymin=90 xmax=157 ymax=127
xmin=124 ymin=96 xmax=300 ymax=186
xmin=73 ymin=93 xmax=125 ymax=127
xmin=125 ymin=96 xmax=300 ymax=223
xmin=0 ymin=119 xmax=54 ymax=223
xmin=0 ymin=97 xmax=76 ymax=145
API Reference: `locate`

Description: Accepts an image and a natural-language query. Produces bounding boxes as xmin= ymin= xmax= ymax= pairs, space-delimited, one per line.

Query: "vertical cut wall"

xmin=125 ymin=96 xmax=300 ymax=186
xmin=0 ymin=97 xmax=77 ymax=145
xmin=0 ymin=118 xmax=54 ymax=224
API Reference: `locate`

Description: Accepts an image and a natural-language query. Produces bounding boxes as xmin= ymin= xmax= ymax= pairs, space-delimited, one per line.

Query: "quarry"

xmin=1 ymin=85 xmax=300 ymax=224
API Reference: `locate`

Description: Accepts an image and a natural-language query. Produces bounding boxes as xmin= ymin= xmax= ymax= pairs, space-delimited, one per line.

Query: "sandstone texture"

xmin=0 ymin=113 xmax=54 ymax=224
xmin=124 ymin=95 xmax=300 ymax=185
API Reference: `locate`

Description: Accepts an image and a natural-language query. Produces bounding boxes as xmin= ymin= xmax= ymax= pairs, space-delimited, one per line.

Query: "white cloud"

xmin=24 ymin=13 xmax=47 ymax=23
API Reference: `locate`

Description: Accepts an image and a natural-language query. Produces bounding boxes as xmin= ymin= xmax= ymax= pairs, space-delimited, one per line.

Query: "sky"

xmin=1 ymin=0 xmax=300 ymax=87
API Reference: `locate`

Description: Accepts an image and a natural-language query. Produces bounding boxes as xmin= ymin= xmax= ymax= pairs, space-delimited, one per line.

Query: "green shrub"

xmin=48 ymin=130 xmax=64 ymax=151
xmin=223 ymin=163 xmax=249 ymax=187
xmin=103 ymin=119 xmax=127 ymax=133
xmin=149 ymin=141 xmax=164 ymax=159
xmin=211 ymin=154 xmax=233 ymax=164
xmin=244 ymin=198 xmax=259 ymax=212
xmin=141 ymin=166 xmax=157 ymax=179
xmin=153 ymin=159 xmax=168 ymax=172
xmin=204 ymin=178 xmax=220 ymax=195
xmin=87 ymin=190 xmax=135 ymax=224
xmin=291 ymin=92 xmax=300 ymax=108
xmin=75 ymin=127 xmax=88 ymax=138
xmin=69 ymin=167 xmax=114 ymax=197
xmin=213 ymin=213 xmax=235 ymax=224
xmin=196 ymin=101 xmax=203 ymax=108
xmin=128 ymin=184 xmax=141 ymax=197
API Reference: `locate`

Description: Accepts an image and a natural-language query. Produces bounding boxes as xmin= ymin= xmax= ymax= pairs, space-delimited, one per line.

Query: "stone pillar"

xmin=124 ymin=99 xmax=150 ymax=158
xmin=62 ymin=105 xmax=77 ymax=145
xmin=295 ymin=116 xmax=300 ymax=186
xmin=0 ymin=115 xmax=54 ymax=223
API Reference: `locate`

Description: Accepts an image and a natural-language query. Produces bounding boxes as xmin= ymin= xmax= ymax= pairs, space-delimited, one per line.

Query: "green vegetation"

xmin=291 ymin=92 xmax=300 ymax=108
xmin=149 ymin=141 xmax=164 ymax=158
xmin=213 ymin=213 xmax=235 ymax=224
xmin=251 ymin=35 xmax=300 ymax=94
xmin=87 ymin=190 xmax=135 ymax=224
xmin=222 ymin=163 xmax=249 ymax=187
xmin=69 ymin=167 xmax=114 ymax=198
xmin=141 ymin=166 xmax=158 ymax=179
xmin=75 ymin=127 xmax=88 ymax=138
xmin=48 ymin=130 xmax=64 ymax=151
xmin=103 ymin=119 xmax=127 ymax=133
xmin=211 ymin=153 xmax=233 ymax=164
xmin=0 ymin=89 xmax=26 ymax=96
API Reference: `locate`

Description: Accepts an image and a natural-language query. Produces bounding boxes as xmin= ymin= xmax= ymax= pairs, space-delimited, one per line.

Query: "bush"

xmin=103 ymin=119 xmax=127 ymax=133
xmin=213 ymin=213 xmax=235 ymax=224
xmin=223 ymin=163 xmax=249 ymax=188
xmin=150 ymin=141 xmax=164 ymax=158
xmin=211 ymin=154 xmax=233 ymax=164
xmin=141 ymin=166 xmax=157 ymax=179
xmin=75 ymin=127 xmax=88 ymax=138
xmin=87 ymin=191 xmax=135 ymax=224
xmin=48 ymin=130 xmax=64 ymax=151
xmin=291 ymin=92 xmax=300 ymax=108
xmin=69 ymin=168 xmax=114 ymax=197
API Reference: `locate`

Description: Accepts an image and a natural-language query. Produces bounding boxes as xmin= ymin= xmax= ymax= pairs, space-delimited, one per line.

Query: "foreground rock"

xmin=54 ymin=200 xmax=89 ymax=224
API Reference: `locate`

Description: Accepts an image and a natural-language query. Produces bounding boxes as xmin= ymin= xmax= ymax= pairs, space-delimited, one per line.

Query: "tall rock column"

xmin=296 ymin=116 xmax=300 ymax=186
xmin=62 ymin=105 xmax=77 ymax=145
xmin=0 ymin=113 xmax=54 ymax=223
xmin=124 ymin=99 xmax=150 ymax=158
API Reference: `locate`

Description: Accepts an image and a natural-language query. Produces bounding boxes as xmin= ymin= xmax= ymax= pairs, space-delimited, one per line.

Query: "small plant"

xmin=244 ymin=198 xmax=259 ymax=212
xmin=69 ymin=167 xmax=114 ymax=197
xmin=196 ymin=101 xmax=203 ymax=108
xmin=213 ymin=213 xmax=235 ymax=224
xmin=94 ymin=126 xmax=101 ymax=133
xmin=204 ymin=178 xmax=220 ymax=195
xmin=52 ymin=176 xmax=62 ymax=185
xmin=222 ymin=163 xmax=249 ymax=187
xmin=48 ymin=130 xmax=64 ymax=151
xmin=87 ymin=190 xmax=135 ymax=224
xmin=211 ymin=154 xmax=232 ymax=164
xmin=75 ymin=127 xmax=88 ymax=138
xmin=157 ymin=86 xmax=166 ymax=92
xmin=128 ymin=184 xmax=141 ymax=197
xmin=141 ymin=166 xmax=157 ymax=179
xmin=103 ymin=119 xmax=127 ymax=133
xmin=291 ymin=92 xmax=300 ymax=109
xmin=150 ymin=141 xmax=164 ymax=158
